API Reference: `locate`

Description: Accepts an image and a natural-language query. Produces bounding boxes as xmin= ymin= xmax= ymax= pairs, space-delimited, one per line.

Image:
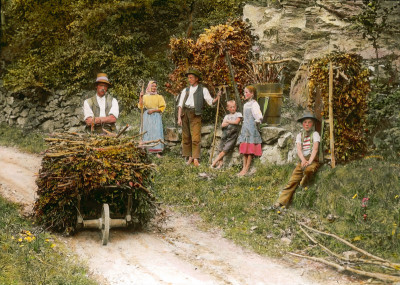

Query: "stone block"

xmin=20 ymin=109 xmax=29 ymax=118
xmin=6 ymin=96 xmax=14 ymax=105
xmin=75 ymin=107 xmax=83 ymax=116
xmin=17 ymin=117 xmax=28 ymax=126
xmin=69 ymin=116 xmax=81 ymax=127
xmin=260 ymin=144 xmax=286 ymax=165
xmin=68 ymin=125 xmax=86 ymax=133
xmin=201 ymin=133 xmax=213 ymax=148
xmin=201 ymin=125 xmax=214 ymax=134
xmin=260 ymin=127 xmax=286 ymax=144
xmin=4 ymin=106 xmax=12 ymax=115
xmin=278 ymin=132 xmax=293 ymax=148
xmin=165 ymin=127 xmax=180 ymax=142
xmin=42 ymin=120 xmax=55 ymax=133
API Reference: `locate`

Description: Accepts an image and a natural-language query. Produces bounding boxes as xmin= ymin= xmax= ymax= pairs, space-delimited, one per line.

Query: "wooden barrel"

xmin=253 ymin=83 xmax=283 ymax=125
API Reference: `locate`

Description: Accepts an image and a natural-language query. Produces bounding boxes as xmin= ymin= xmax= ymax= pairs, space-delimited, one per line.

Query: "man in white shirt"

xmin=177 ymin=68 xmax=220 ymax=166
xmin=83 ymin=73 xmax=119 ymax=134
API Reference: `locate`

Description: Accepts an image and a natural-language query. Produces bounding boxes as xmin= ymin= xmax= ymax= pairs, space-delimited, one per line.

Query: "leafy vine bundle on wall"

xmin=308 ymin=53 xmax=370 ymax=163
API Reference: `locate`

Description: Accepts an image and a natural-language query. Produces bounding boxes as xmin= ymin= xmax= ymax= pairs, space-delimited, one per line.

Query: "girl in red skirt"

xmin=237 ymin=86 xmax=263 ymax=176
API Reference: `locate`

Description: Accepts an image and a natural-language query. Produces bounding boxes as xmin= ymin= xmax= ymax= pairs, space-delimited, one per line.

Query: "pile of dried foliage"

xmin=34 ymin=133 xmax=156 ymax=234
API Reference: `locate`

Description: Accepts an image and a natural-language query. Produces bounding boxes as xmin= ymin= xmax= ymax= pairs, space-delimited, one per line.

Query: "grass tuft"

xmin=0 ymin=123 xmax=45 ymax=153
xmin=0 ymin=196 xmax=96 ymax=285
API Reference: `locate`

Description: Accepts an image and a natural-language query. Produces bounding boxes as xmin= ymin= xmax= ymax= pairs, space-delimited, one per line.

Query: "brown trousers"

xmin=181 ymin=108 xmax=202 ymax=159
xmin=277 ymin=160 xmax=320 ymax=206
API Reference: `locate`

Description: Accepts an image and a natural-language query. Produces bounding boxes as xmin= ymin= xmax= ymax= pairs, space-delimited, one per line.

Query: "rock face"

xmin=243 ymin=1 xmax=400 ymax=107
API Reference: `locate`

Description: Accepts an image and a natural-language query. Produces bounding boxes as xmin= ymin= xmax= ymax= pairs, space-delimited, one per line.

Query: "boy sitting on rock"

xmin=272 ymin=111 xmax=320 ymax=209
xmin=211 ymin=100 xmax=242 ymax=168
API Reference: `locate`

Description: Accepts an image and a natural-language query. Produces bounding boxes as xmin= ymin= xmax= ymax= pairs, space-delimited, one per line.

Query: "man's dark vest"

xmin=85 ymin=94 xmax=116 ymax=133
xmin=183 ymin=84 xmax=205 ymax=116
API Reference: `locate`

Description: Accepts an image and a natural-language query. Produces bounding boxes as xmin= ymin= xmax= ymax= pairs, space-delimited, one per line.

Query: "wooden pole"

xmin=209 ymin=91 xmax=221 ymax=163
xmin=224 ymin=50 xmax=242 ymax=113
xmin=139 ymin=82 xmax=145 ymax=142
xmin=329 ymin=62 xmax=336 ymax=168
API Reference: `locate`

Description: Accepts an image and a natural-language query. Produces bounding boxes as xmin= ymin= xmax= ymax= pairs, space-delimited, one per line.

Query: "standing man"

xmin=177 ymin=68 xmax=220 ymax=166
xmin=83 ymin=73 xmax=119 ymax=134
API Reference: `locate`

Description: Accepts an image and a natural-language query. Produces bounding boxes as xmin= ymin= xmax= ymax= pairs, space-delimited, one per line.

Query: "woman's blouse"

xmin=138 ymin=94 xmax=166 ymax=112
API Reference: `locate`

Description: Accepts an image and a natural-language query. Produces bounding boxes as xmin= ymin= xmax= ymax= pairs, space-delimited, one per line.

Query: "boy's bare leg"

xmin=186 ymin=156 xmax=193 ymax=165
xmin=211 ymin=151 xmax=226 ymax=167
xmin=193 ymin=158 xmax=200 ymax=167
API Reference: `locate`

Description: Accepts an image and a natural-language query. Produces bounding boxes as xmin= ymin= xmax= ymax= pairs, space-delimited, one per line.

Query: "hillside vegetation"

xmin=0 ymin=0 xmax=246 ymax=107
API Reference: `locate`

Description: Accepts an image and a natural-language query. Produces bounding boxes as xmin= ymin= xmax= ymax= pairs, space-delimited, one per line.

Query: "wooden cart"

xmin=76 ymin=186 xmax=134 ymax=245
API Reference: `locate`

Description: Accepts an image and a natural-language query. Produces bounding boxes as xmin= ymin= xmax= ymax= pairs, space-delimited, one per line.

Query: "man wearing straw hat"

xmin=83 ymin=73 xmax=119 ymax=134
xmin=177 ymin=68 xmax=220 ymax=166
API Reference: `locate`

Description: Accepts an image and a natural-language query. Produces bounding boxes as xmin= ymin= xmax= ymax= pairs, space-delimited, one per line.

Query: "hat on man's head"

xmin=95 ymin=73 xmax=111 ymax=86
xmin=185 ymin=68 xmax=202 ymax=80
xmin=297 ymin=111 xmax=318 ymax=123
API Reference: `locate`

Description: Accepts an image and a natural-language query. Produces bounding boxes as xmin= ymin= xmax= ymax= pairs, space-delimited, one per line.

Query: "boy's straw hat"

xmin=95 ymin=73 xmax=111 ymax=86
xmin=297 ymin=111 xmax=318 ymax=123
xmin=185 ymin=68 xmax=202 ymax=80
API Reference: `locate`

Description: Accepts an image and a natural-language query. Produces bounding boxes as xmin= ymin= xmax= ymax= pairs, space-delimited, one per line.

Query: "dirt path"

xmin=0 ymin=146 xmax=360 ymax=285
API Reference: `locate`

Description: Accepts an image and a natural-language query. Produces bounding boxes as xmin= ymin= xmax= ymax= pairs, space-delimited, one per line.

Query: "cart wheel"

xmin=101 ymin=203 xmax=110 ymax=245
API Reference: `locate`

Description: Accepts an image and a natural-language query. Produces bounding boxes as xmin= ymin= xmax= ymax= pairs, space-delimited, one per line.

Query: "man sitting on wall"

xmin=83 ymin=73 xmax=119 ymax=134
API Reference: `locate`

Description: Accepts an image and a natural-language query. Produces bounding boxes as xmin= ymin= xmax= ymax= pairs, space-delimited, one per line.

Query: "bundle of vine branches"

xmin=34 ymin=132 xmax=156 ymax=234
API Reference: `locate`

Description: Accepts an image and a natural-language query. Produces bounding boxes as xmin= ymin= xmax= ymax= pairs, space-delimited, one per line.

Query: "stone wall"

xmin=0 ymin=87 xmax=88 ymax=133
xmin=165 ymin=125 xmax=297 ymax=166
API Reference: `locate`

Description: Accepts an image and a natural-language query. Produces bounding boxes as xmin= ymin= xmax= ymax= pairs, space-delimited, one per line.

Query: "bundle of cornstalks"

xmin=246 ymin=56 xmax=288 ymax=84
xmin=34 ymin=132 xmax=157 ymax=234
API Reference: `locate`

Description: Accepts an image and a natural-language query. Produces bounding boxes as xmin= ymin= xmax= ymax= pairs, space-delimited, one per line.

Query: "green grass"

xmin=153 ymin=151 xmax=400 ymax=265
xmin=1 ymin=113 xmax=399 ymax=279
xmin=0 ymin=123 xmax=45 ymax=154
xmin=0 ymin=196 xmax=96 ymax=285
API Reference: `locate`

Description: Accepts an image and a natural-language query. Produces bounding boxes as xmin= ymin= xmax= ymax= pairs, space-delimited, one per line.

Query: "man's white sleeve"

xmin=83 ymin=100 xmax=94 ymax=120
xmin=108 ymin=98 xmax=119 ymax=118
xmin=203 ymin=87 xmax=214 ymax=106
xmin=178 ymin=89 xmax=186 ymax=108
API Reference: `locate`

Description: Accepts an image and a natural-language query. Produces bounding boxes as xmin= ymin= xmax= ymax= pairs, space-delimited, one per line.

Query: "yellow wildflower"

xmin=50 ymin=244 xmax=56 ymax=248
xmin=352 ymin=193 xmax=358 ymax=199
xmin=18 ymin=238 xmax=22 ymax=242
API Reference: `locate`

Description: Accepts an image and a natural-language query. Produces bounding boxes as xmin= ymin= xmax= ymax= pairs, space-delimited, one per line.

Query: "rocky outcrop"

xmin=243 ymin=1 xmax=400 ymax=107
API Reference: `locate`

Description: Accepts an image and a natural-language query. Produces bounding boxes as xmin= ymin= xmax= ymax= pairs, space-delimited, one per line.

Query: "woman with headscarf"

xmin=138 ymin=81 xmax=166 ymax=156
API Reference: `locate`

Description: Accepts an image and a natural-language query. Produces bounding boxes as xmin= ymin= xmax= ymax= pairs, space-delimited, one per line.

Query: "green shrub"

xmin=367 ymin=87 xmax=400 ymax=157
